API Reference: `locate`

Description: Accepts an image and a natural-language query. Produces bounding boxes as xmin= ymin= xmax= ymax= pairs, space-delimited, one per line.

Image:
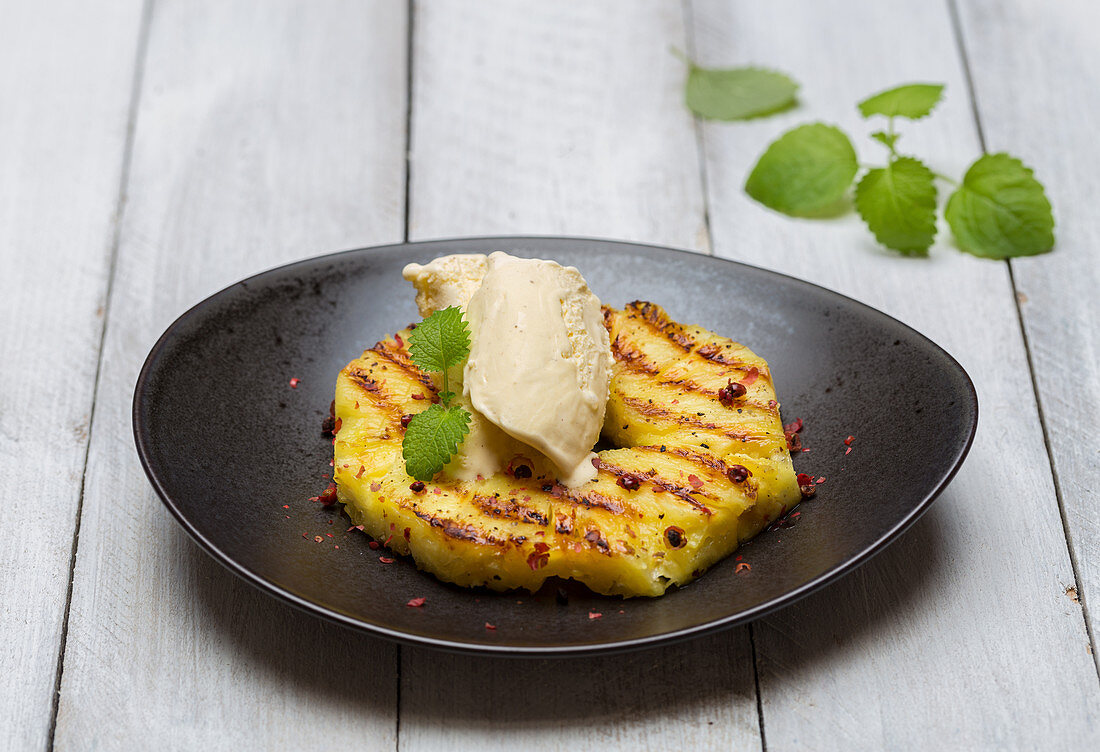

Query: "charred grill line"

xmin=626 ymin=301 xmax=696 ymax=351
xmin=619 ymin=396 xmax=754 ymax=442
xmin=370 ymin=341 xmax=439 ymax=395
xmin=610 ymin=335 xmax=660 ymax=374
xmin=410 ymin=508 xmax=506 ymax=547
xmin=558 ymin=487 xmax=629 ymax=516
xmin=471 ymin=494 xmax=549 ymax=527
xmin=596 ymin=458 xmax=713 ymax=516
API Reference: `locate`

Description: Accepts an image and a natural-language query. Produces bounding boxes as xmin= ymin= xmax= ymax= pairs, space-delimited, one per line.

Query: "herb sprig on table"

xmin=401 ymin=306 xmax=471 ymax=482
xmin=679 ymin=60 xmax=1055 ymax=259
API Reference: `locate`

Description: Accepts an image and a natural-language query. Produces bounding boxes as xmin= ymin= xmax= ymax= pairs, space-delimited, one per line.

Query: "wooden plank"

xmin=52 ymin=2 xmax=407 ymax=749
xmin=402 ymin=2 xmax=761 ymax=751
xmin=408 ymin=0 xmax=709 ymax=250
xmin=0 ymin=1 xmax=146 ymax=749
xmin=953 ymin=0 xmax=1100 ymax=669
xmin=690 ymin=0 xmax=1100 ymax=748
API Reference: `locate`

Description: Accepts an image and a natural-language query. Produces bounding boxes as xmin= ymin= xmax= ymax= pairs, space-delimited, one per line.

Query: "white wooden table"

xmin=3 ymin=1 xmax=1098 ymax=749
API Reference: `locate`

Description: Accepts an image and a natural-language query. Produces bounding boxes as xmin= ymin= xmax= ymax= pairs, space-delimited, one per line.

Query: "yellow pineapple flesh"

xmin=333 ymin=302 xmax=800 ymax=597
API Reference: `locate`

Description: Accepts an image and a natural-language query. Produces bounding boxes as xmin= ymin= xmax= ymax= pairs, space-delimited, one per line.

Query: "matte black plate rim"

xmin=133 ymin=235 xmax=978 ymax=657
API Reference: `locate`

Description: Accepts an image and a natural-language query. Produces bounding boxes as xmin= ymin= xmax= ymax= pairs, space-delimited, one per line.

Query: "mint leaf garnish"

xmin=401 ymin=306 xmax=473 ymax=479
xmin=406 ymin=306 xmax=470 ymax=381
xmin=744 ymin=123 xmax=858 ymax=216
xmin=945 ymin=153 xmax=1054 ymax=259
xmin=858 ymin=83 xmax=944 ymax=120
xmin=685 ymin=65 xmax=798 ymax=121
xmin=402 ymin=404 xmax=471 ymax=482
xmin=855 ymin=156 xmax=938 ymax=255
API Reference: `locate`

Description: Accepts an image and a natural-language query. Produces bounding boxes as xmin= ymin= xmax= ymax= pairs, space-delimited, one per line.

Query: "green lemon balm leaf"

xmin=855 ymin=156 xmax=938 ymax=255
xmin=871 ymin=131 xmax=899 ymax=150
xmin=685 ymin=65 xmax=799 ymax=121
xmin=744 ymin=123 xmax=858 ymax=216
xmin=945 ymin=153 xmax=1054 ymax=259
xmin=406 ymin=306 xmax=471 ymax=374
xmin=858 ymin=83 xmax=945 ymax=120
xmin=402 ymin=404 xmax=471 ymax=482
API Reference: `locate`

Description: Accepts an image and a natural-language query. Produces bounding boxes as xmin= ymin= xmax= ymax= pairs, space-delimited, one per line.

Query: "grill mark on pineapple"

xmin=471 ymin=494 xmax=549 ymax=527
xmin=595 ymin=459 xmax=713 ymax=515
xmin=557 ymin=488 xmax=630 ymax=517
xmin=625 ymin=301 xmax=695 ymax=352
xmin=655 ymin=376 xmax=776 ymax=413
xmin=410 ymin=508 xmax=507 ymax=547
xmin=694 ymin=342 xmax=754 ymax=370
xmin=610 ymin=335 xmax=660 ymax=374
xmin=620 ymin=396 xmax=753 ymax=442
xmin=369 ymin=341 xmax=438 ymax=395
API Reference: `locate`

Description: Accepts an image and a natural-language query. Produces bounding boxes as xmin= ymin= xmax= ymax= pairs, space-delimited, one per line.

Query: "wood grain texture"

xmin=0 ymin=1 xmax=146 ymax=749
xmin=402 ymin=3 xmax=760 ymax=751
xmin=690 ymin=0 xmax=1100 ymax=748
xmin=953 ymin=0 xmax=1100 ymax=669
xmin=52 ymin=2 xmax=407 ymax=749
xmin=408 ymin=0 xmax=709 ymax=250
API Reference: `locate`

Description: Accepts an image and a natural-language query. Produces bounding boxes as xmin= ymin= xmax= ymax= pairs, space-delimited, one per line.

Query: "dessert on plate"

xmin=332 ymin=251 xmax=800 ymax=596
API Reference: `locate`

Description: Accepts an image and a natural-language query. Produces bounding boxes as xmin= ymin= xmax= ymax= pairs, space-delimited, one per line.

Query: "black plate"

xmin=134 ymin=237 xmax=977 ymax=656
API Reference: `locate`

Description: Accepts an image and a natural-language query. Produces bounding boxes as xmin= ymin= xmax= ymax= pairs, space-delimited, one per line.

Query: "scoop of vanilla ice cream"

xmin=402 ymin=254 xmax=488 ymax=316
xmin=463 ymin=252 xmax=611 ymax=486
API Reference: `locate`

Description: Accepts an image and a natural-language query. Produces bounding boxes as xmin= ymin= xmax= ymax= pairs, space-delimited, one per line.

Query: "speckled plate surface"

xmin=133 ymin=237 xmax=977 ymax=656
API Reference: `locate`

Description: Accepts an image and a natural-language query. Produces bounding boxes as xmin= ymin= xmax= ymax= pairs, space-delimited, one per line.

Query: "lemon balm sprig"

xmin=741 ymin=82 xmax=1054 ymax=258
xmin=401 ymin=306 xmax=472 ymax=482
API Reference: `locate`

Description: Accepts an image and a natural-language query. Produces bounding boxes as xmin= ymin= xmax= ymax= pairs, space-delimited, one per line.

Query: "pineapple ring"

xmin=334 ymin=302 xmax=800 ymax=597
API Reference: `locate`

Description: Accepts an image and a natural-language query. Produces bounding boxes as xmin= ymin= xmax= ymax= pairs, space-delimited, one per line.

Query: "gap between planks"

xmin=45 ymin=1 xmax=156 ymax=749
xmin=945 ymin=0 xmax=1100 ymax=680
xmin=396 ymin=1 xmax=416 ymax=747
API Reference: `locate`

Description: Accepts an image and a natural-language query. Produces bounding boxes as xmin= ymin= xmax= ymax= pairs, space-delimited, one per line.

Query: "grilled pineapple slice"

xmin=333 ymin=302 xmax=800 ymax=597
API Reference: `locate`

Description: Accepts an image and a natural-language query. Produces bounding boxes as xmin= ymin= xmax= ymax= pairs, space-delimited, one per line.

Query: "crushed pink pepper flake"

xmin=284 ymin=515 xmax=290 ymax=519
xmin=394 ymin=333 xmax=404 ymax=347
xmin=326 ymin=533 xmax=334 ymax=538
xmin=378 ymin=556 xmax=395 ymax=564
xmin=411 ymin=393 xmax=425 ymax=400
xmin=591 ymin=457 xmax=601 ymax=469
xmin=588 ymin=612 xmax=602 ymax=620
xmin=741 ymin=366 xmax=760 ymax=386
xmin=282 ymin=504 xmax=289 ymax=509
xmin=618 ymin=610 xmax=625 ymax=614
xmin=845 ymin=447 xmax=852 ymax=455
xmin=313 ymin=536 xmax=323 ymax=543
xmin=301 ymin=533 xmax=308 ymax=539
xmin=844 ymin=435 xmax=855 ymax=446
xmin=289 ymin=377 xmax=300 ymax=388
xmin=816 ymin=477 xmax=826 ymax=484
xmin=432 ymin=488 xmax=441 ymax=495
xmin=368 ymin=541 xmax=380 ymax=550
xmin=384 ymin=534 xmax=394 ymax=546
xmin=485 ymin=622 xmax=496 ymax=630
xmin=334 ymin=545 xmax=339 ymax=549
xmin=687 ymin=474 xmax=704 ymax=489
xmin=407 ymin=597 xmax=426 ymax=608
xmin=735 ymin=562 xmax=752 ymax=574
xmin=403 ymin=528 xmax=411 ymax=541
xmin=356 ymin=466 xmax=365 ymax=479
xmin=370 ymin=482 xmax=381 ymax=492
